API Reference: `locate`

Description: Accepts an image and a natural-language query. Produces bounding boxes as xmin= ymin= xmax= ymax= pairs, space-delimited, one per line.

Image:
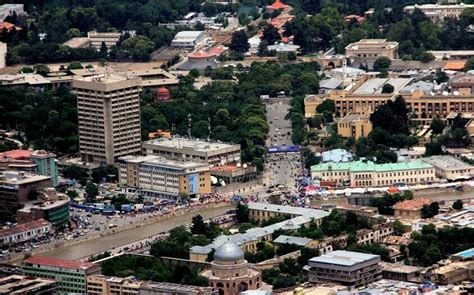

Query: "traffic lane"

xmin=39 ymin=205 xmax=234 ymax=261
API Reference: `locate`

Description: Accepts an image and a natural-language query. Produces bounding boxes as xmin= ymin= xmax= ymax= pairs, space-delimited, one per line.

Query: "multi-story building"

xmin=422 ymin=155 xmax=474 ymax=180
xmin=0 ymin=150 xmax=58 ymax=185
xmin=434 ymin=261 xmax=474 ymax=285
xmin=450 ymin=73 xmax=474 ymax=94
xmin=87 ymin=275 xmax=141 ymax=295
xmin=0 ymin=274 xmax=59 ymax=295
xmin=0 ymin=219 xmax=52 ymax=245
xmin=118 ymin=155 xmax=211 ymax=198
xmin=171 ymin=31 xmax=207 ymax=48
xmin=140 ymin=282 xmax=217 ymax=295
xmin=73 ymin=74 xmax=142 ymax=164
xmin=22 ymin=256 xmax=101 ymax=294
xmin=0 ymin=171 xmax=51 ymax=222
xmin=142 ymin=137 xmax=241 ymax=165
xmin=404 ymin=4 xmax=474 ymax=23
xmin=306 ymin=250 xmax=382 ymax=287
xmin=337 ymin=113 xmax=373 ymax=140
xmin=393 ymin=198 xmax=431 ymax=220
xmin=345 ymin=39 xmax=399 ymax=60
xmin=310 ymin=160 xmax=436 ymax=188
xmin=87 ymin=31 xmax=121 ymax=49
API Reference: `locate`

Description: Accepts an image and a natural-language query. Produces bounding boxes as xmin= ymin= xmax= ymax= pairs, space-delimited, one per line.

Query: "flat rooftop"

xmin=423 ymin=155 xmax=474 ymax=171
xmin=247 ymin=202 xmax=329 ymax=220
xmin=118 ymin=155 xmax=208 ymax=169
xmin=23 ymin=256 xmax=96 ymax=270
xmin=0 ymin=219 xmax=51 ymax=238
xmin=143 ymin=137 xmax=240 ymax=153
xmin=380 ymin=262 xmax=422 ymax=274
xmin=309 ymin=250 xmax=380 ymax=267
xmin=0 ymin=171 xmax=50 ymax=185
xmin=339 ymin=113 xmax=369 ymax=124
xmin=353 ymin=78 xmax=412 ymax=95
xmin=311 ymin=160 xmax=433 ymax=173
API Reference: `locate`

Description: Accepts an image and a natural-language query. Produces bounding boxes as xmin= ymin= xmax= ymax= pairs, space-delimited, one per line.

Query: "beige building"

xmin=118 ymin=155 xmax=211 ymax=198
xmin=310 ymin=160 xmax=436 ymax=188
xmin=434 ymin=261 xmax=474 ymax=285
xmin=404 ymin=4 xmax=474 ymax=23
xmin=87 ymin=275 xmax=140 ymax=295
xmin=73 ymin=74 xmax=142 ymax=164
xmin=422 ymin=155 xmax=474 ymax=180
xmin=337 ymin=113 xmax=373 ymax=140
xmin=345 ymin=39 xmax=399 ymax=60
xmin=393 ymin=198 xmax=431 ymax=220
xmin=200 ymin=242 xmax=262 ymax=295
xmin=87 ymin=31 xmax=121 ymax=49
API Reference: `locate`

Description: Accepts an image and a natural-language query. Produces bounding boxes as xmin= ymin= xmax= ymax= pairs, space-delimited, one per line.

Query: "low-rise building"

xmin=345 ymin=39 xmax=399 ymax=60
xmin=273 ymin=235 xmax=318 ymax=248
xmin=140 ymin=281 xmax=217 ymax=295
xmin=306 ymin=250 xmax=382 ymax=287
xmin=171 ymin=31 xmax=207 ymax=48
xmin=393 ymin=198 xmax=431 ymax=220
xmin=355 ymin=226 xmax=394 ymax=245
xmin=321 ymin=149 xmax=353 ymax=163
xmin=118 ymin=155 xmax=211 ymax=198
xmin=337 ymin=113 xmax=373 ymax=140
xmin=87 ymin=31 xmax=121 ymax=49
xmin=142 ymin=137 xmax=240 ymax=165
xmin=404 ymin=3 xmax=474 ymax=23
xmin=335 ymin=204 xmax=379 ymax=219
xmin=22 ymin=256 xmax=101 ymax=294
xmin=0 ymin=274 xmax=58 ymax=295
xmin=310 ymin=160 xmax=436 ymax=188
xmin=434 ymin=261 xmax=474 ymax=285
xmin=0 ymin=150 xmax=58 ymax=185
xmin=209 ymin=164 xmax=258 ymax=185
xmin=87 ymin=275 xmax=141 ymax=294
xmin=247 ymin=202 xmax=329 ymax=224
xmin=423 ymin=155 xmax=474 ymax=180
xmin=450 ymin=73 xmax=474 ymax=94
xmin=380 ymin=262 xmax=423 ymax=282
xmin=0 ymin=219 xmax=52 ymax=245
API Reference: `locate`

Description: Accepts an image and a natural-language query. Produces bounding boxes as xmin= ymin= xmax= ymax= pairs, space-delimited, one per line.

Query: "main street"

xmin=10 ymin=204 xmax=233 ymax=263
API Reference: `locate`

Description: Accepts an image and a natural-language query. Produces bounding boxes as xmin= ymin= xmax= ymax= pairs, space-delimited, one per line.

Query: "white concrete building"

xmin=171 ymin=31 xmax=207 ymax=48
xmin=404 ymin=3 xmax=474 ymax=23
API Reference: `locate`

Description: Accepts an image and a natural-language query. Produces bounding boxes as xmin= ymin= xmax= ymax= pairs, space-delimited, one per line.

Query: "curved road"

xmin=40 ymin=205 xmax=234 ymax=261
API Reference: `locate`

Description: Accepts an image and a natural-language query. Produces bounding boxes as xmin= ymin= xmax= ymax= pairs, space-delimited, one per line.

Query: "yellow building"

xmin=345 ymin=39 xmax=399 ymax=60
xmin=337 ymin=113 xmax=373 ymax=140
xmin=118 ymin=155 xmax=211 ymax=198
xmin=393 ymin=198 xmax=431 ymax=220
xmin=87 ymin=275 xmax=141 ymax=295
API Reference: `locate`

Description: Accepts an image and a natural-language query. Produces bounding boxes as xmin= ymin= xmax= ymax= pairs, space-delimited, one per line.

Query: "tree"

xmin=424 ymin=140 xmax=443 ymax=156
xmin=191 ymin=214 xmax=206 ymax=235
xmin=381 ymin=83 xmax=394 ymax=94
xmin=393 ymin=220 xmax=405 ymax=236
xmin=236 ymin=203 xmax=249 ymax=223
xmin=373 ymin=57 xmax=391 ymax=72
xmin=465 ymin=57 xmax=474 ymax=72
xmin=85 ymin=182 xmax=99 ymax=199
xmin=33 ymin=64 xmax=50 ymax=76
xmin=452 ymin=199 xmax=464 ymax=210
xmin=430 ymin=118 xmax=445 ymax=136
xmin=229 ymin=30 xmax=250 ymax=53
xmin=262 ymin=25 xmax=281 ymax=45
xmin=67 ymin=61 xmax=84 ymax=70
xmin=100 ymin=41 xmax=108 ymax=58
xmin=421 ymin=202 xmax=439 ymax=218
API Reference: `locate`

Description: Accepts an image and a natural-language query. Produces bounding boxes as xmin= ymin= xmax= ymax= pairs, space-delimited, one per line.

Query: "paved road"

xmin=37 ymin=205 xmax=234 ymax=261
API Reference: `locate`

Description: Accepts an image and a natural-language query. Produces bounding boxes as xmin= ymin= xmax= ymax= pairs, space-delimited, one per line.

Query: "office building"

xmin=22 ymin=256 xmax=101 ymax=294
xmin=0 ymin=274 xmax=59 ymax=295
xmin=87 ymin=31 xmax=121 ymax=49
xmin=345 ymin=39 xmax=399 ymax=60
xmin=15 ymin=188 xmax=70 ymax=229
xmin=422 ymin=155 xmax=474 ymax=180
xmin=171 ymin=31 xmax=206 ymax=48
xmin=73 ymin=73 xmax=142 ymax=164
xmin=310 ymin=160 xmax=436 ymax=187
xmin=142 ymin=137 xmax=241 ymax=165
xmin=337 ymin=113 xmax=373 ymax=140
xmin=0 ymin=219 xmax=52 ymax=245
xmin=0 ymin=171 xmax=51 ymax=222
xmin=404 ymin=3 xmax=474 ymax=23
xmin=0 ymin=150 xmax=58 ymax=185
xmin=200 ymin=242 xmax=262 ymax=295
xmin=118 ymin=155 xmax=211 ymax=198
xmin=306 ymin=250 xmax=382 ymax=287
xmin=393 ymin=198 xmax=431 ymax=220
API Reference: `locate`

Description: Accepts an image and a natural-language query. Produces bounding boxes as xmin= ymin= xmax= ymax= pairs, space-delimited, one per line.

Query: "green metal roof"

xmin=310 ymin=160 xmax=433 ymax=173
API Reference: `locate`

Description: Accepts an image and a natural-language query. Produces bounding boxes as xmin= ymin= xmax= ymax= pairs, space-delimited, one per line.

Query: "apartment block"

xmin=306 ymin=250 xmax=382 ymax=287
xmin=73 ymin=74 xmax=142 ymax=164
xmin=345 ymin=39 xmax=399 ymax=60
xmin=118 ymin=155 xmax=211 ymax=198
xmin=22 ymin=256 xmax=101 ymax=294
xmin=310 ymin=160 xmax=436 ymax=188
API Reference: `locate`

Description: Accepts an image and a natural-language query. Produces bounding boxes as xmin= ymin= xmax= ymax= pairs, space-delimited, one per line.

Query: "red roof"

xmin=24 ymin=256 xmax=96 ymax=270
xmin=393 ymin=198 xmax=431 ymax=211
xmin=155 ymin=87 xmax=170 ymax=94
xmin=188 ymin=46 xmax=226 ymax=59
xmin=0 ymin=149 xmax=32 ymax=160
xmin=267 ymin=0 xmax=287 ymax=10
xmin=0 ymin=22 xmax=22 ymax=32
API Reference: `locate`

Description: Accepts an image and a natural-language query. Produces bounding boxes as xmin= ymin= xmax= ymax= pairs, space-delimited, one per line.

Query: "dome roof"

xmin=214 ymin=242 xmax=244 ymax=261
xmin=155 ymin=87 xmax=170 ymax=94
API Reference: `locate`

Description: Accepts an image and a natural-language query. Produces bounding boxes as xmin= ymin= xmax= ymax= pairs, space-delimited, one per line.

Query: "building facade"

xmin=142 ymin=137 xmax=241 ymax=165
xmin=171 ymin=31 xmax=206 ymax=48
xmin=404 ymin=4 xmax=474 ymax=23
xmin=0 ymin=219 xmax=52 ymax=245
xmin=87 ymin=275 xmax=141 ymax=295
xmin=337 ymin=113 xmax=373 ymax=140
xmin=306 ymin=250 xmax=382 ymax=287
xmin=393 ymin=198 xmax=432 ymax=220
xmin=118 ymin=155 xmax=211 ymax=198
xmin=87 ymin=31 xmax=121 ymax=49
xmin=0 ymin=274 xmax=59 ymax=294
xmin=311 ymin=160 xmax=436 ymax=188
xmin=345 ymin=39 xmax=399 ymax=60
xmin=23 ymin=256 xmax=101 ymax=294
xmin=422 ymin=155 xmax=474 ymax=180
xmin=73 ymin=74 xmax=142 ymax=164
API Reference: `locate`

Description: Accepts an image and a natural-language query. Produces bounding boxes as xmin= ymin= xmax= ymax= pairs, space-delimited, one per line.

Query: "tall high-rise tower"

xmin=73 ymin=73 xmax=142 ymax=164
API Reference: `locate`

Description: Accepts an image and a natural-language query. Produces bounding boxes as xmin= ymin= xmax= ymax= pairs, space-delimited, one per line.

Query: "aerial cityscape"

xmin=0 ymin=0 xmax=474 ymax=294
